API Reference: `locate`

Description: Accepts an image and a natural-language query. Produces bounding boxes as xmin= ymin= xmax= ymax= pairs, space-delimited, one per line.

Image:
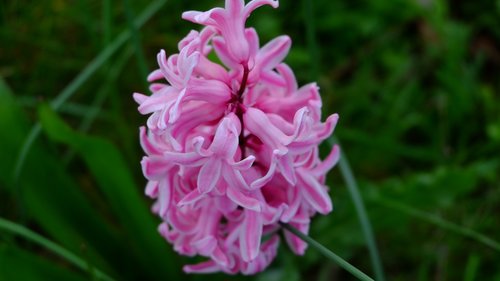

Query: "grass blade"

xmin=0 ymin=245 xmax=87 ymax=281
xmin=281 ymin=223 xmax=374 ymax=281
xmin=0 ymin=217 xmax=115 ymax=281
xmin=373 ymin=196 xmax=500 ymax=252
xmin=39 ymin=105 xmax=181 ymax=279
xmin=12 ymin=0 xmax=168 ymax=182
xmin=122 ymin=0 xmax=150 ymax=85
xmin=329 ymin=137 xmax=386 ymax=281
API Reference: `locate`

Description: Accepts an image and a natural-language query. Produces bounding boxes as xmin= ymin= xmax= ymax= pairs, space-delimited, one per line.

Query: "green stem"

xmin=0 ymin=217 xmax=115 ymax=281
xmin=330 ymin=137 xmax=386 ymax=281
xmin=12 ymin=0 xmax=167 ymax=182
xmin=281 ymin=223 xmax=374 ymax=281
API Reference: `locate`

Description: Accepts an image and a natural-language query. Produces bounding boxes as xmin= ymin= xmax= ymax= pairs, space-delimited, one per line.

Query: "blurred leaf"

xmin=38 ymin=104 xmax=181 ymax=280
xmin=0 ymin=217 xmax=113 ymax=281
xmin=0 ymin=77 xmax=136 ymax=279
xmin=0 ymin=244 xmax=86 ymax=281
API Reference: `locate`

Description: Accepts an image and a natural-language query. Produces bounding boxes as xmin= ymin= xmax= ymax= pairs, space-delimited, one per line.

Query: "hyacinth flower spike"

xmin=134 ymin=0 xmax=344 ymax=275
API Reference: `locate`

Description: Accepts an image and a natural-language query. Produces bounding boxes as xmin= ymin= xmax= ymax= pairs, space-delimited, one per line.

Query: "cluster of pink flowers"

xmin=134 ymin=0 xmax=340 ymax=275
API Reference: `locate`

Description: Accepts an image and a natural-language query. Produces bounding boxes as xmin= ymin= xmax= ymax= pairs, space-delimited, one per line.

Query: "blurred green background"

xmin=1 ymin=0 xmax=499 ymax=280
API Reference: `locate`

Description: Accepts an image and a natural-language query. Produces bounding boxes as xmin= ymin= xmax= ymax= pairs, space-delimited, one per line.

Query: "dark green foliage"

xmin=1 ymin=0 xmax=499 ymax=280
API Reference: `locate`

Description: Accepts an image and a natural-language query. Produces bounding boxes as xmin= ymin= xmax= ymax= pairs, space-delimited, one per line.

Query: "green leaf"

xmin=38 ymin=105 xmax=181 ymax=279
xmin=0 ymin=218 xmax=113 ymax=281
xmin=0 ymin=77 xmax=136 ymax=279
xmin=0 ymin=244 xmax=87 ymax=281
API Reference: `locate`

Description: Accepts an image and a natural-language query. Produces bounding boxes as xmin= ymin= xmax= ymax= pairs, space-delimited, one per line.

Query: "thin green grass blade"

xmin=62 ymin=48 xmax=134 ymax=164
xmin=303 ymin=0 xmax=319 ymax=80
xmin=373 ymin=196 xmax=500 ymax=252
xmin=0 ymin=76 xmax=135 ymax=279
xmin=303 ymin=0 xmax=385 ymax=276
xmin=102 ymin=0 xmax=112 ymax=47
xmin=123 ymin=0 xmax=150 ymax=85
xmin=79 ymin=47 xmax=133 ymax=133
xmin=0 ymin=245 xmax=87 ymax=281
xmin=329 ymin=137 xmax=386 ymax=281
xmin=12 ymin=0 xmax=168 ymax=182
xmin=0 ymin=217 xmax=115 ymax=281
xmin=16 ymin=96 xmax=111 ymax=120
xmin=281 ymin=223 xmax=374 ymax=281
xmin=38 ymin=105 xmax=181 ymax=279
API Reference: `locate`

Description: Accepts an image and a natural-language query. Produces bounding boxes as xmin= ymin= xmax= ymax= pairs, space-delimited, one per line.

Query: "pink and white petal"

xmin=262 ymin=203 xmax=287 ymax=224
xmin=211 ymin=246 xmax=230 ymax=267
xmin=223 ymin=166 xmax=251 ymax=190
xmin=168 ymin=88 xmax=187 ymax=124
xmin=281 ymin=187 xmax=301 ymax=222
xmin=139 ymin=127 xmax=161 ymax=155
xmin=197 ymin=158 xmax=222 ymax=194
xmin=141 ymin=156 xmax=172 ymax=180
xmin=192 ymin=235 xmax=217 ymax=256
xmin=230 ymin=155 xmax=255 ymax=170
xmin=196 ymin=55 xmax=229 ymax=82
xmin=250 ymin=153 xmax=277 ymax=189
xmin=177 ymin=189 xmax=206 ymax=206
xmin=276 ymin=153 xmax=297 ymax=185
xmin=212 ymin=37 xmax=240 ymax=69
xmin=245 ymin=28 xmax=260 ymax=62
xmin=243 ymin=0 xmax=279 ymax=19
xmin=257 ymin=35 xmax=291 ymax=71
xmin=284 ymin=222 xmax=309 ymax=255
xmin=312 ymin=144 xmax=340 ymax=177
xmin=132 ymin=92 xmax=148 ymax=105
xmin=240 ymin=210 xmax=263 ymax=262
xmin=297 ymin=169 xmax=333 ymax=214
xmin=187 ymin=79 xmax=232 ymax=104
xmin=243 ymin=107 xmax=290 ymax=151
xmin=183 ymin=260 xmax=220 ymax=274
xmin=145 ymin=180 xmax=159 ymax=198
xmin=241 ymin=235 xmax=280 ymax=275
xmin=168 ymin=210 xmax=197 ymax=234
xmin=158 ymin=179 xmax=173 ymax=218
xmin=163 ymin=151 xmax=206 ymax=167
xmin=316 ymin=113 xmax=339 ymax=141
xmin=276 ymin=63 xmax=298 ymax=93
xmin=226 ymin=185 xmax=261 ymax=212
xmin=147 ymin=69 xmax=164 ymax=82
xmin=157 ymin=50 xmax=183 ymax=88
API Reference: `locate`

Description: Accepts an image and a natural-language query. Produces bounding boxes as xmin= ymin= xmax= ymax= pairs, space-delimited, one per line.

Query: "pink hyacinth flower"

xmin=134 ymin=0 xmax=340 ymax=275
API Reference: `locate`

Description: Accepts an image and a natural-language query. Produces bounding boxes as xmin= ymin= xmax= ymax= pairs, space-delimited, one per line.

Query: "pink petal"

xmin=281 ymin=187 xmax=301 ymax=222
xmin=197 ymin=158 xmax=222 ymax=194
xmin=239 ymin=210 xmax=263 ymax=262
xmin=284 ymin=222 xmax=309 ymax=255
xmin=243 ymin=0 xmax=279 ymax=19
xmin=230 ymin=155 xmax=255 ymax=170
xmin=147 ymin=69 xmax=164 ymax=82
xmin=145 ymin=181 xmax=159 ymax=198
xmin=141 ymin=156 xmax=171 ymax=180
xmin=139 ymin=127 xmax=161 ymax=155
xmin=163 ymin=151 xmax=206 ymax=167
xmin=226 ymin=187 xmax=261 ymax=212
xmin=178 ymin=189 xmax=206 ymax=206
xmin=257 ymin=35 xmax=291 ymax=71
xmin=297 ymin=169 xmax=333 ymax=214
xmin=312 ymin=144 xmax=340 ymax=177
xmin=244 ymin=107 xmax=290 ymax=153
xmin=184 ymin=261 xmax=220 ymax=274
xmin=276 ymin=153 xmax=296 ymax=185
xmin=250 ymin=152 xmax=278 ymax=189
xmin=158 ymin=179 xmax=173 ymax=218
